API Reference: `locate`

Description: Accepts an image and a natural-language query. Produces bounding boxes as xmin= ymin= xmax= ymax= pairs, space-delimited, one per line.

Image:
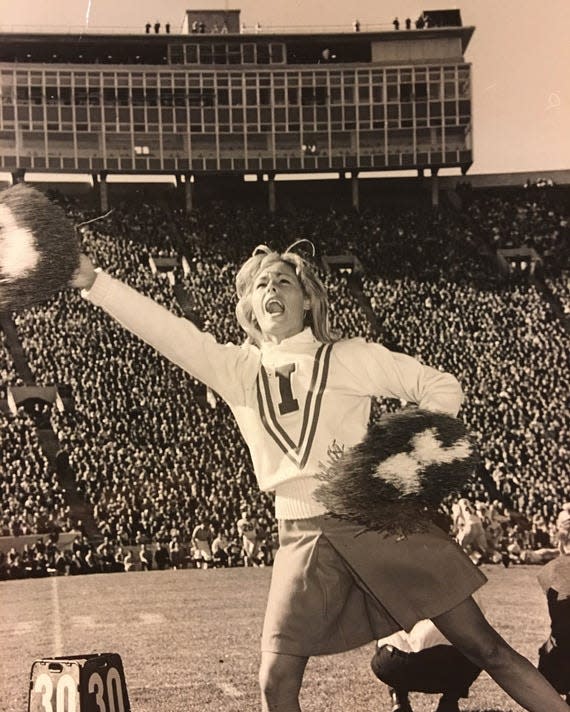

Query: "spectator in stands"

xmin=191 ymin=518 xmax=213 ymax=569
xmin=212 ymin=529 xmax=229 ymax=567
xmin=454 ymin=499 xmax=488 ymax=561
xmin=237 ymin=509 xmax=259 ymax=567
xmin=169 ymin=535 xmax=182 ymax=569
xmin=139 ymin=544 xmax=152 ymax=571
xmin=227 ymin=527 xmax=243 ymax=567
xmin=155 ymin=542 xmax=171 ymax=570
xmin=556 ymin=504 xmax=570 ymax=554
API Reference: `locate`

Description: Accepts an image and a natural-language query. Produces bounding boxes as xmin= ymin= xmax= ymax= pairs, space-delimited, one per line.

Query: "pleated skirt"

xmin=261 ymin=514 xmax=487 ymax=656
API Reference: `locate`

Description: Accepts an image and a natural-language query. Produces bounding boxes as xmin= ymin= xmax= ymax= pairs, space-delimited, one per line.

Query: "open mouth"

xmin=265 ymin=298 xmax=285 ymax=315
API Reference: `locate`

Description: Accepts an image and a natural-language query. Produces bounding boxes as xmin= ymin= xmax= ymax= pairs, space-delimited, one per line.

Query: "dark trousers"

xmin=371 ymin=644 xmax=481 ymax=698
xmin=538 ymin=637 xmax=570 ymax=695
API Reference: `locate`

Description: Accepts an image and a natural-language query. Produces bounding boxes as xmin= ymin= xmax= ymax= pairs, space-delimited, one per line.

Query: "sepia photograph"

xmin=0 ymin=1 xmax=569 ymax=710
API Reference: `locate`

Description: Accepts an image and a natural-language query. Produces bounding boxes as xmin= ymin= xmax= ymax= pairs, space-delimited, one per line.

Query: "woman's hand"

xmin=71 ymin=254 xmax=98 ymax=291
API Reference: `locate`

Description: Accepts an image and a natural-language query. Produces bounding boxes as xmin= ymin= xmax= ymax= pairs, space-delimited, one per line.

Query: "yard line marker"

xmin=71 ymin=615 xmax=96 ymax=628
xmin=130 ymin=681 xmax=242 ymax=698
xmin=51 ymin=577 xmax=63 ymax=656
xmin=138 ymin=612 xmax=166 ymax=624
xmin=215 ymin=681 xmax=243 ymax=698
xmin=15 ymin=621 xmax=35 ymax=634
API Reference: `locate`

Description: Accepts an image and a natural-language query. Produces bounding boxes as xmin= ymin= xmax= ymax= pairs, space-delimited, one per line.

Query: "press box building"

xmin=0 ymin=8 xmax=474 ymax=207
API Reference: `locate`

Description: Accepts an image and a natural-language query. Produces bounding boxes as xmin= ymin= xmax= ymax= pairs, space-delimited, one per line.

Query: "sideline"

xmin=51 ymin=576 xmax=63 ymax=657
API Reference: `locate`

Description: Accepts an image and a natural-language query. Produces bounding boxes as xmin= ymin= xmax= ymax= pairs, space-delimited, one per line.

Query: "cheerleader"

xmin=73 ymin=246 xmax=569 ymax=712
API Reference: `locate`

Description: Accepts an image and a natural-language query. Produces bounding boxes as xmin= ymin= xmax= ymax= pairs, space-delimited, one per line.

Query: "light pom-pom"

xmin=0 ymin=184 xmax=80 ymax=312
xmin=314 ymin=409 xmax=479 ymax=534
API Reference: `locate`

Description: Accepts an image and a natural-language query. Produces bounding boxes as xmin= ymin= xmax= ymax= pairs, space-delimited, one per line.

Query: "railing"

xmin=0 ymin=22 xmax=403 ymax=36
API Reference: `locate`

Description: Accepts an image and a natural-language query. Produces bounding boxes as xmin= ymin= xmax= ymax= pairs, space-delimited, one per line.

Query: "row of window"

xmin=1 ymin=103 xmax=471 ymax=135
xmin=0 ymin=150 xmax=472 ymax=173
xmin=2 ymin=121 xmax=470 ymax=137
xmin=1 ymin=83 xmax=468 ymax=108
xmin=168 ymin=42 xmax=286 ymax=65
xmin=0 ymin=68 xmax=469 ymax=94
xmin=5 ymin=102 xmax=469 ymax=117
xmin=0 ymin=128 xmax=468 ymax=153
xmin=0 ymin=66 xmax=468 ymax=85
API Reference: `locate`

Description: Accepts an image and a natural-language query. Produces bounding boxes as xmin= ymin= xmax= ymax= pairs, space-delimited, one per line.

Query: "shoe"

xmin=388 ymin=687 xmax=413 ymax=712
xmin=434 ymin=695 xmax=460 ymax=712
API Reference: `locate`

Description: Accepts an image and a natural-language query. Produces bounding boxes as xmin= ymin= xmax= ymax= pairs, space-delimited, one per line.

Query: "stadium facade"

xmin=0 ymin=9 xmax=474 ymax=187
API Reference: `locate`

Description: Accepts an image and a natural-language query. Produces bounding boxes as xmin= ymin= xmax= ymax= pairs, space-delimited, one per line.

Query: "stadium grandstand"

xmin=0 ymin=7 xmax=474 ymax=210
xmin=0 ymin=9 xmax=569 ymax=580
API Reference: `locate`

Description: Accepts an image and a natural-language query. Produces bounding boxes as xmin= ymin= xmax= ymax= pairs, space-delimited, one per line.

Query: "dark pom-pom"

xmin=314 ymin=409 xmax=479 ymax=535
xmin=0 ymin=184 xmax=80 ymax=312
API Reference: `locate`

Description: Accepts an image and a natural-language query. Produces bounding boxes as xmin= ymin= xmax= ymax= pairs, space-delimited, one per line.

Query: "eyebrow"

xmin=256 ymin=270 xmax=293 ymax=281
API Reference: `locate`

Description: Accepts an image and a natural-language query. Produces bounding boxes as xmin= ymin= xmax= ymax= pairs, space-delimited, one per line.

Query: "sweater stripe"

xmin=299 ymin=343 xmax=333 ymax=468
xmin=256 ymin=375 xmax=299 ymax=467
xmin=296 ymin=344 xmax=326 ymax=450
xmin=256 ymin=343 xmax=332 ymax=468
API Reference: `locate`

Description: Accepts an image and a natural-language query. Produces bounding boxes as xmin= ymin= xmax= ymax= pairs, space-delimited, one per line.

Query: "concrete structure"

xmin=0 ymin=10 xmax=475 ymax=209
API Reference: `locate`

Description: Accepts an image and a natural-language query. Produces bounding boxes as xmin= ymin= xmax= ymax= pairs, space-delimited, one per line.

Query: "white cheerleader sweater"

xmin=84 ymin=271 xmax=463 ymax=520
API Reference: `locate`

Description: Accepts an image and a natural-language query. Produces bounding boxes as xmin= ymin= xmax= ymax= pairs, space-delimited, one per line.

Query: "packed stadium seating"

xmin=1 ymin=185 xmax=568 ymax=579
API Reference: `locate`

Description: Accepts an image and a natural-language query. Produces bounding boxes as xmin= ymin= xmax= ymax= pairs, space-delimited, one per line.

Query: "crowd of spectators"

xmin=0 ymin=509 xmax=278 ymax=580
xmin=462 ymin=186 xmax=569 ymax=314
xmin=0 ymin=408 xmax=72 ymax=538
xmin=452 ymin=497 xmax=570 ymax=568
xmin=1 ymin=186 xmax=568 ymax=580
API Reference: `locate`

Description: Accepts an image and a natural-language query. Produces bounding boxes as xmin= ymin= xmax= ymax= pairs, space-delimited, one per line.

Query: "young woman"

xmin=73 ymin=246 xmax=568 ymax=712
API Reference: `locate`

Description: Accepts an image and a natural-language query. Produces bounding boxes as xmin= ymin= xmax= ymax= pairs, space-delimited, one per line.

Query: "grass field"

xmin=0 ymin=564 xmax=552 ymax=712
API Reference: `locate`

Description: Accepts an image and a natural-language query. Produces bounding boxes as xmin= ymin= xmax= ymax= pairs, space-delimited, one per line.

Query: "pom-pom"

xmin=314 ymin=409 xmax=479 ymax=535
xmin=0 ymin=184 xmax=80 ymax=312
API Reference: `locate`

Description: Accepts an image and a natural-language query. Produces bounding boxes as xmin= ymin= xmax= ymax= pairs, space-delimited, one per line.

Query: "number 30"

xmin=88 ymin=668 xmax=125 ymax=712
xmin=33 ymin=667 xmax=125 ymax=712
xmin=33 ymin=673 xmax=76 ymax=712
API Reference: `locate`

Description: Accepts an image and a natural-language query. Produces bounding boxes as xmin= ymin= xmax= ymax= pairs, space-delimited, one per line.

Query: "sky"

xmin=0 ymin=0 xmax=569 ymax=176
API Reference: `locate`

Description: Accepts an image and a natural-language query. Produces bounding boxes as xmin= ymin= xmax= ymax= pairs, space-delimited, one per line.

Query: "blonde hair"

xmin=235 ymin=244 xmax=337 ymax=346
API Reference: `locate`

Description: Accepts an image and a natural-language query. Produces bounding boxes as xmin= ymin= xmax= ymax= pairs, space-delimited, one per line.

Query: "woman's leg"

xmin=433 ymin=597 xmax=569 ymax=711
xmin=259 ymin=651 xmax=308 ymax=712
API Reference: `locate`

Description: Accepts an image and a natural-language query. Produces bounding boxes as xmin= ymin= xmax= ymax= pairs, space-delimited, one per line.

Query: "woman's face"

xmin=250 ymin=260 xmax=310 ymax=343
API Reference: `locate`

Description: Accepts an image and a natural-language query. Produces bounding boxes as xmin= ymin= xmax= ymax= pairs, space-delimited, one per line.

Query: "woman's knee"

xmin=455 ymin=628 xmax=505 ymax=670
xmin=259 ymin=653 xmax=307 ymax=701
xmin=432 ymin=597 xmax=509 ymax=670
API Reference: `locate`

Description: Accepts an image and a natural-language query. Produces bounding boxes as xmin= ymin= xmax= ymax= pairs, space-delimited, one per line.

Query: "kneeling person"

xmin=371 ymin=618 xmax=481 ymax=712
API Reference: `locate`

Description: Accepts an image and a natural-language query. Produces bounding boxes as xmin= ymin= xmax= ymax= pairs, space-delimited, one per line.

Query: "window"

xmin=301 ymin=86 xmax=327 ymax=105
xmin=400 ymin=84 xmax=413 ymax=102
xmin=414 ymin=83 xmax=427 ymax=100
xmin=270 ymin=44 xmax=284 ymax=63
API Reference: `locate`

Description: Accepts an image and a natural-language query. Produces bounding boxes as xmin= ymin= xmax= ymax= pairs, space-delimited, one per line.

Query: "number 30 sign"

xmin=28 ymin=653 xmax=130 ymax=712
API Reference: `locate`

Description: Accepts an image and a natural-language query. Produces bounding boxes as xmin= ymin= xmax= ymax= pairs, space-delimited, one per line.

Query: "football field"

xmin=0 ymin=564 xmax=551 ymax=711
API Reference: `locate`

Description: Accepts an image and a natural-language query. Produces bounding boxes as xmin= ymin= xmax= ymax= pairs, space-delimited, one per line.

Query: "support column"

xmin=431 ymin=169 xmax=439 ymax=208
xmin=11 ymin=169 xmax=26 ymax=184
xmin=351 ymin=172 xmax=360 ymax=212
xmin=99 ymin=171 xmax=109 ymax=213
xmin=268 ymin=174 xmax=276 ymax=213
xmin=184 ymin=173 xmax=194 ymax=214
